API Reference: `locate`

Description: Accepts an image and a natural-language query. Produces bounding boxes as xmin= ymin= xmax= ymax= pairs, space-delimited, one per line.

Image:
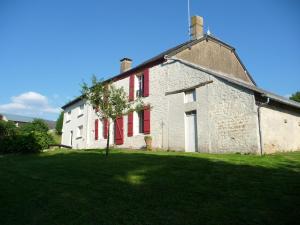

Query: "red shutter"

xmin=129 ymin=74 xmax=134 ymax=101
xmin=127 ymin=112 xmax=133 ymax=137
xmin=103 ymin=118 xmax=108 ymax=139
xmin=144 ymin=107 xmax=150 ymax=134
xmin=95 ymin=119 xmax=98 ymax=140
xmin=143 ymin=68 xmax=149 ymax=97
xmin=115 ymin=116 xmax=124 ymax=145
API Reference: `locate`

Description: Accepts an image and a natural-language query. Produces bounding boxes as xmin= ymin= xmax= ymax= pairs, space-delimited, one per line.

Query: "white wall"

xmin=62 ymin=60 xmax=261 ymax=153
xmin=62 ymin=99 xmax=88 ymax=149
xmin=260 ymin=105 xmax=300 ymax=153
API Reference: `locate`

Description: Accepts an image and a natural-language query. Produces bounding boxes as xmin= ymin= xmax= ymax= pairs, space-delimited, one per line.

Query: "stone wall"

xmin=260 ymin=105 xmax=300 ymax=153
xmin=62 ymin=60 xmax=261 ymax=153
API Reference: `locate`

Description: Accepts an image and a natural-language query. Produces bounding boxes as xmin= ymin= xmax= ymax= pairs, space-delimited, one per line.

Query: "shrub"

xmin=0 ymin=131 xmax=54 ymax=154
xmin=0 ymin=120 xmax=17 ymax=138
xmin=20 ymin=119 xmax=49 ymax=134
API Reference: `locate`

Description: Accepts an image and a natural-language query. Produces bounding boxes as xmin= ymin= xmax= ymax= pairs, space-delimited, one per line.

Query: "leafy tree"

xmin=55 ymin=112 xmax=64 ymax=135
xmin=0 ymin=120 xmax=17 ymax=138
xmin=20 ymin=119 xmax=49 ymax=134
xmin=290 ymin=91 xmax=300 ymax=103
xmin=81 ymin=75 xmax=144 ymax=156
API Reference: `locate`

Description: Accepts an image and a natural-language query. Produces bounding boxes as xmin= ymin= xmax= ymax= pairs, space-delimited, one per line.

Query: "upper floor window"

xmin=185 ymin=89 xmax=196 ymax=103
xmin=77 ymin=125 xmax=83 ymax=138
xmin=78 ymin=104 xmax=84 ymax=117
xmin=136 ymin=73 xmax=144 ymax=97
xmin=66 ymin=110 xmax=71 ymax=122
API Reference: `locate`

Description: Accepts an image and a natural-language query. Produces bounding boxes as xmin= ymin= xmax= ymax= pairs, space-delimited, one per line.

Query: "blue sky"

xmin=0 ymin=0 xmax=299 ymax=120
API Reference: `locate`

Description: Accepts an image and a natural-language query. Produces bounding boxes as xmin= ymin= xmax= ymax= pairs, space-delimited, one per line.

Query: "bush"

xmin=0 ymin=120 xmax=17 ymax=138
xmin=0 ymin=131 xmax=54 ymax=154
xmin=19 ymin=119 xmax=49 ymax=134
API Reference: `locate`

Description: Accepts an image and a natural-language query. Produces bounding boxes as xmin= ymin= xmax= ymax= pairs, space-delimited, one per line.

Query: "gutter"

xmin=257 ymin=97 xmax=270 ymax=155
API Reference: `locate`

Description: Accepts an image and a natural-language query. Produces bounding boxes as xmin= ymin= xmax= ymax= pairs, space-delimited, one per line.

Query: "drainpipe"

xmin=257 ymin=96 xmax=270 ymax=155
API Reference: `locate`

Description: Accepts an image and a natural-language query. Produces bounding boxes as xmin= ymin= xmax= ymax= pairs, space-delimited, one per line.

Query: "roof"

xmin=0 ymin=113 xmax=56 ymax=129
xmin=62 ymin=34 xmax=255 ymax=109
xmin=1 ymin=113 xmax=35 ymax=123
xmin=167 ymin=57 xmax=300 ymax=110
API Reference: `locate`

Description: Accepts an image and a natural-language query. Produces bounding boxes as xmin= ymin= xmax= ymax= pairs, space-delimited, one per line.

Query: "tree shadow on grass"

xmin=0 ymin=150 xmax=299 ymax=225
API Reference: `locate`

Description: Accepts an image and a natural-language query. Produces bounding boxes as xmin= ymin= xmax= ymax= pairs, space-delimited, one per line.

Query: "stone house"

xmin=61 ymin=16 xmax=300 ymax=154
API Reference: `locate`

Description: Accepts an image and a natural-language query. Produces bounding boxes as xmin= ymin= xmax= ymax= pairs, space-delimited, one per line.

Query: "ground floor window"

xmin=138 ymin=110 xmax=144 ymax=134
xmin=77 ymin=125 xmax=83 ymax=138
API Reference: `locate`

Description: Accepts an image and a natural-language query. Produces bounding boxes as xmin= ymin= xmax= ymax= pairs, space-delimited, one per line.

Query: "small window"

xmin=185 ymin=89 xmax=196 ymax=103
xmin=77 ymin=125 xmax=83 ymax=138
xmin=138 ymin=110 xmax=144 ymax=134
xmin=78 ymin=104 xmax=84 ymax=117
xmin=66 ymin=111 xmax=71 ymax=122
xmin=136 ymin=74 xmax=144 ymax=97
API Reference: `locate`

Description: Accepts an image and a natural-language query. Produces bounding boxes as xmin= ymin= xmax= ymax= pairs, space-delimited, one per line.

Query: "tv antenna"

xmin=188 ymin=0 xmax=191 ymax=39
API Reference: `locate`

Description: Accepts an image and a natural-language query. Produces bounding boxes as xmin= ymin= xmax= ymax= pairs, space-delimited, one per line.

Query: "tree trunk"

xmin=106 ymin=121 xmax=110 ymax=156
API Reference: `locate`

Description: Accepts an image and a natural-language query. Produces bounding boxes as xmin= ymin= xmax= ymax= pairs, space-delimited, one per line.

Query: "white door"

xmin=185 ymin=111 xmax=198 ymax=152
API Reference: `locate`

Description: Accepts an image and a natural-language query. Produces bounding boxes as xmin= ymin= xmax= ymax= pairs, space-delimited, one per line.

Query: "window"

xmin=185 ymin=89 xmax=196 ymax=103
xmin=66 ymin=111 xmax=71 ymax=122
xmin=77 ymin=125 xmax=83 ymax=138
xmin=136 ymin=74 xmax=144 ymax=97
xmin=138 ymin=110 xmax=144 ymax=134
xmin=78 ymin=104 xmax=84 ymax=117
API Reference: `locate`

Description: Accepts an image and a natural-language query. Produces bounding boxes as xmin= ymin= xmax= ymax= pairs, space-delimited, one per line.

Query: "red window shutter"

xmin=127 ymin=112 xmax=133 ymax=137
xmin=143 ymin=107 xmax=150 ymax=134
xmin=129 ymin=74 xmax=134 ymax=101
xmin=95 ymin=119 xmax=98 ymax=140
xmin=115 ymin=116 xmax=124 ymax=145
xmin=143 ymin=68 xmax=149 ymax=97
xmin=103 ymin=118 xmax=108 ymax=139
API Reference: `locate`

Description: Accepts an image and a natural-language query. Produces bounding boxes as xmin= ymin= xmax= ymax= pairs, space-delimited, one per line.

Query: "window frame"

xmin=138 ymin=110 xmax=144 ymax=134
xmin=66 ymin=110 xmax=71 ymax=123
xmin=136 ymin=73 xmax=144 ymax=97
xmin=78 ymin=104 xmax=84 ymax=117
xmin=185 ymin=89 xmax=196 ymax=103
xmin=77 ymin=125 xmax=83 ymax=139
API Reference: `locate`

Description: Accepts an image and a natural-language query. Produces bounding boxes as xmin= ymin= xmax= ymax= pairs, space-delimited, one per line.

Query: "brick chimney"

xmin=120 ymin=58 xmax=132 ymax=73
xmin=190 ymin=15 xmax=203 ymax=40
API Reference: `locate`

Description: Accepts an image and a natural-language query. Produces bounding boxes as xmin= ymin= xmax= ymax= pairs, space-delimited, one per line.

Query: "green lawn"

xmin=0 ymin=149 xmax=299 ymax=225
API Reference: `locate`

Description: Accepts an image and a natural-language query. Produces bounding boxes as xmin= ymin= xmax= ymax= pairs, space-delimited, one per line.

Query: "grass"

xmin=0 ymin=149 xmax=299 ymax=225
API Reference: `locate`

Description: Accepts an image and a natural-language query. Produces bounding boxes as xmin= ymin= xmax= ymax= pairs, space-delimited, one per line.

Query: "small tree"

xmin=290 ymin=91 xmax=300 ymax=103
xmin=55 ymin=111 xmax=64 ymax=135
xmin=82 ymin=75 xmax=144 ymax=156
xmin=20 ymin=119 xmax=49 ymax=134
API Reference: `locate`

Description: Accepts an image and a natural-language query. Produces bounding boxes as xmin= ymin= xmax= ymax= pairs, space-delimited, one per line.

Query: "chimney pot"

xmin=120 ymin=58 xmax=132 ymax=73
xmin=190 ymin=15 xmax=203 ymax=40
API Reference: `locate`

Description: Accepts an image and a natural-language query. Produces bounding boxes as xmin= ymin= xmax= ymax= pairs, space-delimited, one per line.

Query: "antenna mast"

xmin=188 ymin=0 xmax=191 ymax=39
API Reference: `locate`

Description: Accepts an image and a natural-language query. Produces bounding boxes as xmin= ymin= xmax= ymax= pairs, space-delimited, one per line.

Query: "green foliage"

xmin=81 ymin=76 xmax=143 ymax=121
xmin=50 ymin=132 xmax=62 ymax=144
xmin=290 ymin=91 xmax=300 ymax=103
xmin=20 ymin=119 xmax=49 ymax=134
xmin=81 ymin=75 xmax=144 ymax=156
xmin=0 ymin=132 xmax=54 ymax=154
xmin=0 ymin=119 xmax=54 ymax=154
xmin=0 ymin=120 xmax=17 ymax=138
xmin=55 ymin=112 xmax=64 ymax=135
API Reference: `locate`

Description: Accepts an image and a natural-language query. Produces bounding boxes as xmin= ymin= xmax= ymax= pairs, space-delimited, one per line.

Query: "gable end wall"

xmin=175 ymin=39 xmax=254 ymax=84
